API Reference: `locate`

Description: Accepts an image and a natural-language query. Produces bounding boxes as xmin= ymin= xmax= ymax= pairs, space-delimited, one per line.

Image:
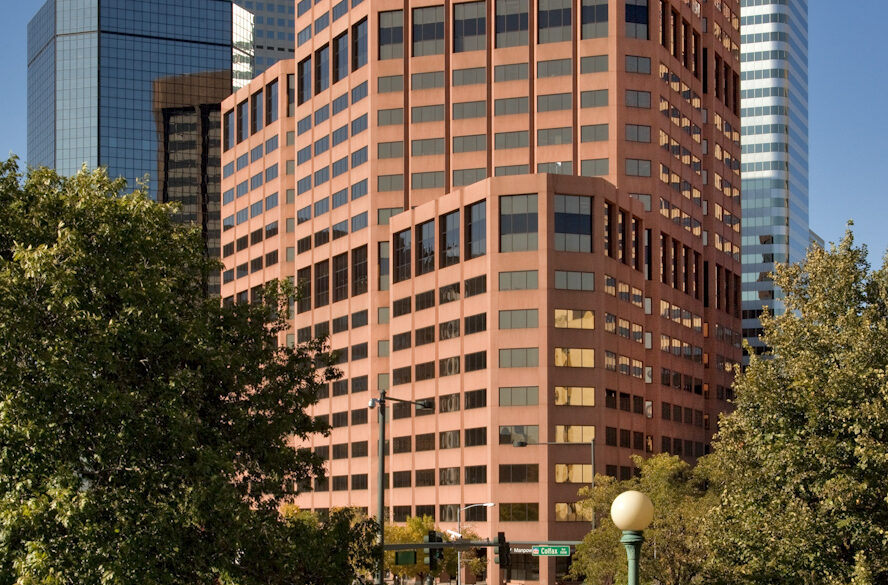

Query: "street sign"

xmin=395 ymin=551 xmax=417 ymax=565
xmin=531 ymin=545 xmax=571 ymax=557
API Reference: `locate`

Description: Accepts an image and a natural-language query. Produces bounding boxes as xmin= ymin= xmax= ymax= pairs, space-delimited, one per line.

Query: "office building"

xmin=235 ymin=0 xmax=295 ymax=73
xmin=27 ymin=0 xmax=253 ymax=293
xmin=220 ymin=1 xmax=742 ymax=582
xmin=739 ymin=0 xmax=809 ymax=357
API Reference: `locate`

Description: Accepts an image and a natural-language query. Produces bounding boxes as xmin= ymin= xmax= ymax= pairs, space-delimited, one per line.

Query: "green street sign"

xmin=532 ymin=545 xmax=571 ymax=557
xmin=395 ymin=551 xmax=417 ymax=565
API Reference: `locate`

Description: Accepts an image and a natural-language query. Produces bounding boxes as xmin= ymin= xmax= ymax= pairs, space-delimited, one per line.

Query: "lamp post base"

xmin=620 ymin=530 xmax=644 ymax=585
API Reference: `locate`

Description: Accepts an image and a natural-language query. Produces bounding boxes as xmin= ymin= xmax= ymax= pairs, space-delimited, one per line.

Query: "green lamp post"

xmin=610 ymin=490 xmax=654 ymax=585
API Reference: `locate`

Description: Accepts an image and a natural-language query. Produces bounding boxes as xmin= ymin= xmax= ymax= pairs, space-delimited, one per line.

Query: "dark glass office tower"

xmin=27 ymin=0 xmax=253 ymax=196
xmin=27 ymin=0 xmax=253 ymax=295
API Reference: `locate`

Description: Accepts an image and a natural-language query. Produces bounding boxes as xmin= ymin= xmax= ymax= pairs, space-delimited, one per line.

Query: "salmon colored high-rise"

xmin=219 ymin=1 xmax=741 ymax=582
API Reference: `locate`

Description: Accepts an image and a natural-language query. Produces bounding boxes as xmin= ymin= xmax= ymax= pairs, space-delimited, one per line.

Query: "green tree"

xmin=386 ymin=515 xmax=438 ymax=582
xmin=0 ymin=159 xmax=352 ymax=584
xmin=705 ymin=231 xmax=888 ymax=585
xmin=384 ymin=516 xmax=488 ymax=583
xmin=273 ymin=507 xmax=379 ymax=584
xmin=570 ymin=454 xmax=716 ymax=585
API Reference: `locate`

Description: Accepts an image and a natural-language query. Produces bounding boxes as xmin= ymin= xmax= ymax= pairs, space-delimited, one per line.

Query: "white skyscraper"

xmin=739 ymin=0 xmax=810 ymax=358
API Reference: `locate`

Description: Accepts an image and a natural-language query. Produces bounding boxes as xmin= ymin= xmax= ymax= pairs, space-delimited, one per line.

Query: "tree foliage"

xmin=273 ymin=507 xmax=379 ymax=585
xmin=705 ymin=231 xmax=888 ymax=585
xmin=570 ymin=454 xmax=715 ymax=585
xmin=0 ymin=158 xmax=355 ymax=584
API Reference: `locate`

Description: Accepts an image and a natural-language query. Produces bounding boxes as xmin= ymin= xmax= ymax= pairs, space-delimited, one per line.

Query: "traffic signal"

xmin=497 ymin=531 xmax=511 ymax=569
xmin=423 ymin=530 xmax=433 ymax=568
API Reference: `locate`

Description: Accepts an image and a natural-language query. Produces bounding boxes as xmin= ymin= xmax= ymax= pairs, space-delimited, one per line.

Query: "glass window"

xmin=297 ymin=57 xmax=311 ymax=104
xmin=581 ymin=0 xmax=607 ymax=38
xmin=626 ymin=0 xmax=649 ymax=39
xmin=440 ymin=210 xmax=460 ymax=268
xmin=393 ymin=229 xmax=411 ymax=283
xmin=413 ymin=5 xmax=445 ymax=56
xmin=378 ymin=10 xmax=404 ymax=59
xmin=315 ymin=44 xmax=329 ymax=94
xmin=495 ymin=0 xmax=528 ymax=47
xmin=352 ymin=18 xmax=368 ymax=69
xmin=454 ymin=1 xmax=487 ymax=52
xmin=554 ymin=194 xmax=592 ymax=252
xmin=465 ymin=201 xmax=486 ymax=259
xmin=333 ymin=32 xmax=349 ymax=83
xmin=416 ymin=220 xmax=435 ymax=275
xmin=538 ymin=0 xmax=571 ymax=43
xmin=500 ymin=194 xmax=538 ymax=252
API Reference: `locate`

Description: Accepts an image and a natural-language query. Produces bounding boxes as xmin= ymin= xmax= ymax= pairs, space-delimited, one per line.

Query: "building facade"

xmin=220 ymin=0 xmax=742 ymax=582
xmin=234 ymin=0 xmax=296 ymax=73
xmin=739 ymin=0 xmax=809 ymax=357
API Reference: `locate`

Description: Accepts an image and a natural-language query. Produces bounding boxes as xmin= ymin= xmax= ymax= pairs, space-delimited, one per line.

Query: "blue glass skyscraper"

xmin=739 ymin=0 xmax=810 ymax=357
xmin=27 ymin=0 xmax=253 ymax=198
xmin=27 ymin=0 xmax=253 ymax=295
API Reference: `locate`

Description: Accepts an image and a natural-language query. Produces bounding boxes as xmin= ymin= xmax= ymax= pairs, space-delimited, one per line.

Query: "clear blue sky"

xmin=1 ymin=1 xmax=886 ymax=260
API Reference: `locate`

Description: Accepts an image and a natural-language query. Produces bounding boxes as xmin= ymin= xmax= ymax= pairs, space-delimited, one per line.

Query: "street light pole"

xmin=369 ymin=390 xmax=433 ymax=585
xmin=610 ymin=491 xmax=654 ymax=585
xmin=376 ymin=388 xmax=387 ymax=585
xmin=456 ymin=502 xmax=494 ymax=585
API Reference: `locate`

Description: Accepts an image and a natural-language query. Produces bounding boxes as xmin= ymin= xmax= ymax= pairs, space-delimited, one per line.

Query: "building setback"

xmin=220 ymin=1 xmax=742 ymax=582
xmin=739 ymin=0 xmax=809 ymax=357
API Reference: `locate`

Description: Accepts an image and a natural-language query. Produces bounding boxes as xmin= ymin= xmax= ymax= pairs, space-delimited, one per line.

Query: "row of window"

xmin=223 ymin=78 xmax=279 ymax=151
xmin=222 ymin=186 xmax=279 ymax=231
xmin=222 ymin=220 xmax=278 ymax=258
xmin=296 ymin=143 xmax=368 ymax=195
xmin=296 ymin=19 xmax=368 ymax=103
xmin=661 ymin=401 xmax=709 ymax=429
xmin=292 ymin=211 xmax=368 ymax=259
xmin=292 ymin=77 xmax=368 ymax=139
xmin=295 ymin=246 xmax=368 ymax=311
xmin=377 ymin=0 xmax=646 ymax=59
xmin=223 ymin=134 xmax=279 ymax=183
xmin=223 ymin=249 xmax=279 ymax=284
xmin=389 ymin=274 xmax=487 ymax=316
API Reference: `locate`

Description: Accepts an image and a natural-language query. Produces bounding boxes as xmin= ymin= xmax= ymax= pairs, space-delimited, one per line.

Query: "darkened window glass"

xmin=465 ymin=389 xmax=487 ymax=409
xmin=496 ymin=0 xmax=528 ymax=47
xmin=378 ymin=10 xmax=403 ymax=60
xmin=554 ymin=194 xmax=593 ymax=252
xmin=439 ymin=210 xmax=460 ymax=267
xmin=352 ymin=18 xmax=368 ymax=69
xmin=581 ymin=0 xmax=607 ymax=38
xmin=500 ymin=194 xmax=538 ymax=252
xmin=465 ymin=201 xmax=486 ymax=259
xmin=454 ymin=1 xmax=487 ymax=52
xmin=352 ymin=245 xmax=368 ymax=295
xmin=538 ymin=0 xmax=571 ymax=44
xmin=250 ymin=90 xmax=263 ymax=134
xmin=333 ymin=32 xmax=349 ymax=83
xmin=297 ymin=57 xmax=311 ymax=104
xmin=236 ymin=100 xmax=249 ymax=143
xmin=333 ymin=253 xmax=348 ymax=302
xmin=393 ymin=229 xmax=411 ymax=283
xmin=625 ymin=0 xmax=649 ymax=39
xmin=413 ymin=6 xmax=445 ymax=56
xmin=416 ymin=220 xmax=435 ymax=275
xmin=315 ymin=45 xmax=330 ymax=94
xmin=314 ymin=260 xmax=329 ymax=307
